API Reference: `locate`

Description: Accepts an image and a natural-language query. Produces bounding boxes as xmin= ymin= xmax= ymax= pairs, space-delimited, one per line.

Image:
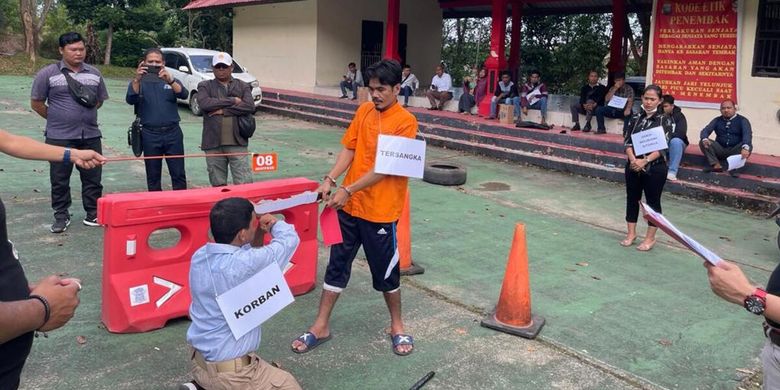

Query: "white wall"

xmin=233 ymin=0 xmax=318 ymax=90
xmin=315 ymin=0 xmax=442 ymax=87
xmin=647 ymin=0 xmax=780 ymax=154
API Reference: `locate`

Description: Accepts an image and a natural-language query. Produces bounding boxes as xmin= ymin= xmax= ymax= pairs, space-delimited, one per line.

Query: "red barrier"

xmin=98 ymin=178 xmax=319 ymax=333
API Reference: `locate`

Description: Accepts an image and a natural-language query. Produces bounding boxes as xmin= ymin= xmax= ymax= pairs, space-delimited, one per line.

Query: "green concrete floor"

xmin=0 ymin=76 xmax=774 ymax=389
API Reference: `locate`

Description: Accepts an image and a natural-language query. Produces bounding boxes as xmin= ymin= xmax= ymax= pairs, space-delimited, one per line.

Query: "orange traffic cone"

xmin=398 ymin=191 xmax=424 ymax=275
xmin=481 ymin=223 xmax=545 ymax=339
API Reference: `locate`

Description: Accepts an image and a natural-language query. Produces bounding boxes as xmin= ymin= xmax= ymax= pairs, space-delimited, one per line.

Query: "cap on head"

xmin=212 ymin=52 xmax=233 ymax=67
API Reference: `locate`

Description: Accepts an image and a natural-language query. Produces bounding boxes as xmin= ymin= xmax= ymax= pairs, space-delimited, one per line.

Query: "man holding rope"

xmin=127 ymin=48 xmax=189 ymax=192
xmin=291 ymin=59 xmax=417 ymax=357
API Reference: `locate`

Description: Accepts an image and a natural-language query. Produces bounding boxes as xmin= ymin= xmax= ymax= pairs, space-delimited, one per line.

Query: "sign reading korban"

xmin=98 ymin=178 xmax=319 ymax=333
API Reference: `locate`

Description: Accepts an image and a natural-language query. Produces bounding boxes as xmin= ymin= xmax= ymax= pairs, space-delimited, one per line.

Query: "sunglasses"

xmin=214 ymin=64 xmax=230 ymax=69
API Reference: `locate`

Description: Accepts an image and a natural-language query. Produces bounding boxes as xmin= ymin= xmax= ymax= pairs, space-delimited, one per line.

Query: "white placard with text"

xmin=608 ymin=95 xmax=628 ymax=109
xmin=216 ymin=264 xmax=294 ymax=340
xmin=374 ymin=134 xmax=426 ymax=179
xmin=631 ymin=126 xmax=668 ymax=156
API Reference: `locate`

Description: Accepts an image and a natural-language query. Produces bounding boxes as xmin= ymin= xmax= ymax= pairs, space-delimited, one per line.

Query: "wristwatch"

xmin=744 ymin=288 xmax=767 ymax=315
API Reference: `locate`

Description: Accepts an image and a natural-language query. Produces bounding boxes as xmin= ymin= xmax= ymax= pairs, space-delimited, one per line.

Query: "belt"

xmin=143 ymin=124 xmax=178 ymax=132
xmin=193 ymin=350 xmax=252 ymax=373
xmin=764 ymin=323 xmax=780 ymax=346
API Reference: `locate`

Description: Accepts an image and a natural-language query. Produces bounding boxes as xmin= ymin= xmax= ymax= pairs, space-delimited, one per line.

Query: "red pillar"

xmin=479 ymin=0 xmax=509 ymax=117
xmin=508 ymin=0 xmax=523 ymax=82
xmin=384 ymin=0 xmax=401 ymax=62
xmin=607 ymin=0 xmax=626 ymax=79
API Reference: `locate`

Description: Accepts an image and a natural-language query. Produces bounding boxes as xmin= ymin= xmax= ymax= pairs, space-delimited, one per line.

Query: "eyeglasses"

xmin=213 ymin=64 xmax=230 ymax=70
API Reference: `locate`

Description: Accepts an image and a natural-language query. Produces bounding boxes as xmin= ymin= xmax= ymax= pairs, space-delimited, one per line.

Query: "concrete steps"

xmin=260 ymin=88 xmax=780 ymax=213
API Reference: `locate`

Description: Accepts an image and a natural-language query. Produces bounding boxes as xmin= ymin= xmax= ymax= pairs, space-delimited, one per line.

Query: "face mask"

xmin=643 ymin=107 xmax=657 ymax=115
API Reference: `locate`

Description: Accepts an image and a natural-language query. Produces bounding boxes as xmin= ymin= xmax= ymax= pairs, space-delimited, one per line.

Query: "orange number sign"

xmin=252 ymin=153 xmax=278 ymax=172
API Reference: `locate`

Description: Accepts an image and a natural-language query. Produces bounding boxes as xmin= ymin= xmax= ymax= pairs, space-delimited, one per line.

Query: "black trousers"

xmin=46 ymin=137 xmax=103 ymax=220
xmin=625 ymin=161 xmax=667 ymax=226
xmin=699 ymin=140 xmax=743 ymax=167
xmin=141 ymin=125 xmax=187 ymax=191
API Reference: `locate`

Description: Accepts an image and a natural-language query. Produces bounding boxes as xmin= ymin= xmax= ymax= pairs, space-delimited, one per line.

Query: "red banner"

xmin=651 ymin=0 xmax=738 ymax=106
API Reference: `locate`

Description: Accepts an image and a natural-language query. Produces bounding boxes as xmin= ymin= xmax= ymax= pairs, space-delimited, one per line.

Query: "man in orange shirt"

xmin=291 ymin=59 xmax=417 ymax=356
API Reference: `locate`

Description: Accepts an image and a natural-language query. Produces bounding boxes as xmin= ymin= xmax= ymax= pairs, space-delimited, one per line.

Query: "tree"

xmin=19 ymin=0 xmax=54 ymax=62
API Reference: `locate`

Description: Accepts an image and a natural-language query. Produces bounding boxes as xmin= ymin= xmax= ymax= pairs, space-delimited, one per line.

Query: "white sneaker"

xmin=667 ymin=173 xmax=678 ymax=181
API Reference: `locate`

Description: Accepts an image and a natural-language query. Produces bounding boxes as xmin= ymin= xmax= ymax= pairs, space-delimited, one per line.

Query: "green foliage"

xmin=0 ymin=0 xmax=21 ymax=33
xmin=442 ymin=14 xmax=611 ymax=95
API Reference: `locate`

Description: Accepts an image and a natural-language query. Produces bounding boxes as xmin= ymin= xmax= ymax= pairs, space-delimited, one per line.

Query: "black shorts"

xmin=323 ymin=210 xmax=400 ymax=292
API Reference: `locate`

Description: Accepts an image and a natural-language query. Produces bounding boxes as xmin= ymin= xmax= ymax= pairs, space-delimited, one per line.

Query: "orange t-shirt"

xmin=341 ymin=101 xmax=418 ymax=223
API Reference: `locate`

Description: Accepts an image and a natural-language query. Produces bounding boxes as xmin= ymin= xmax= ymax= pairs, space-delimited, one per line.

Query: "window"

xmin=163 ymin=52 xmax=179 ymax=69
xmin=753 ymin=0 xmax=780 ymax=77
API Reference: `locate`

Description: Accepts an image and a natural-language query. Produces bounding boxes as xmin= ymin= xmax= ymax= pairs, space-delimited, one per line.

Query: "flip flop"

xmin=291 ymin=331 xmax=332 ymax=354
xmin=391 ymin=334 xmax=414 ymax=356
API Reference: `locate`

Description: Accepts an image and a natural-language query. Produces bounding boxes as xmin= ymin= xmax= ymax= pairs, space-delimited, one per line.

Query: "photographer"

xmin=126 ymin=48 xmax=189 ymax=192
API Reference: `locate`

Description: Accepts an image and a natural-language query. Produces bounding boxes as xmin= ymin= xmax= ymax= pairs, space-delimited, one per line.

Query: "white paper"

xmin=254 ymin=191 xmax=318 ymax=214
xmin=216 ymin=263 xmax=294 ymax=340
xmin=726 ymin=154 xmax=746 ymax=171
xmin=525 ymin=89 xmax=542 ymax=105
xmin=631 ymin=126 xmax=668 ymax=156
xmin=640 ymin=202 xmax=722 ymax=265
xmin=374 ymin=134 xmax=426 ymax=179
xmin=608 ymin=95 xmax=628 ymax=109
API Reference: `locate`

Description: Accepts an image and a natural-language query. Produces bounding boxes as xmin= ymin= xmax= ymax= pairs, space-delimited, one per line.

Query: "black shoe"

xmin=83 ymin=215 xmax=100 ymax=227
xmin=595 ymin=129 xmax=606 ymax=134
xmin=583 ymin=123 xmax=592 ymax=132
xmin=559 ymin=129 xmax=567 ymax=134
xmin=571 ymin=123 xmax=581 ymax=131
xmin=351 ymin=97 xmax=357 ymax=100
xmin=51 ymin=218 xmax=71 ymax=234
xmin=339 ymin=95 xmax=348 ymax=99
xmin=729 ymin=170 xmax=740 ymax=178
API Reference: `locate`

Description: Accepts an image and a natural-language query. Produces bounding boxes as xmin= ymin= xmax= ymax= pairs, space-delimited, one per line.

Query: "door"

xmin=398 ymin=23 xmax=408 ymax=66
xmin=361 ymin=20 xmax=384 ymax=77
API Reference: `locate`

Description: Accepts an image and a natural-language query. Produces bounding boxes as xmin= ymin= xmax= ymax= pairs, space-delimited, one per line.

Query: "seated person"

xmin=566 ymin=70 xmax=606 ymax=134
xmin=519 ymin=70 xmax=549 ymax=125
xmin=488 ymin=71 xmax=520 ymax=120
xmin=699 ymin=99 xmax=752 ymax=177
xmin=399 ymin=64 xmax=419 ymax=108
xmin=185 ymin=198 xmax=302 ymax=390
xmin=458 ymin=74 xmax=477 ymax=115
xmin=339 ymin=62 xmax=363 ymax=100
xmin=473 ymin=68 xmax=488 ymax=115
xmin=425 ymin=65 xmax=453 ymax=110
xmin=595 ymin=71 xmax=634 ymax=135
xmin=661 ymin=95 xmax=688 ymax=181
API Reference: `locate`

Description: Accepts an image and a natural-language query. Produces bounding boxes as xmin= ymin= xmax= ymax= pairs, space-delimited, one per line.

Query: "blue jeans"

xmin=667 ymin=138 xmax=686 ymax=175
xmin=522 ymin=97 xmax=548 ymax=120
xmin=401 ymin=86 xmax=414 ymax=105
xmin=490 ymin=96 xmax=521 ymax=118
xmin=141 ymin=125 xmax=187 ymax=191
xmin=340 ymin=80 xmax=357 ymax=98
xmin=595 ymin=106 xmax=630 ymax=133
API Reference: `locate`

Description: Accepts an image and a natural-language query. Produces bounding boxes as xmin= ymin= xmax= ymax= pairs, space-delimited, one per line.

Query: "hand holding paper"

xmin=726 ymin=154 xmax=746 ymax=171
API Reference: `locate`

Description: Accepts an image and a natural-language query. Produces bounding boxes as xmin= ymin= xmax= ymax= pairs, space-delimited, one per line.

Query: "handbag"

xmin=237 ymin=114 xmax=256 ymax=139
xmin=127 ymin=83 xmax=143 ymax=157
xmin=60 ymin=69 xmax=98 ymax=108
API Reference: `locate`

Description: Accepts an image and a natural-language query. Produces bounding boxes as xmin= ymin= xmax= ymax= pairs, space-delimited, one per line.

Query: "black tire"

xmin=423 ymin=162 xmax=467 ymax=186
xmin=189 ymin=92 xmax=202 ymax=116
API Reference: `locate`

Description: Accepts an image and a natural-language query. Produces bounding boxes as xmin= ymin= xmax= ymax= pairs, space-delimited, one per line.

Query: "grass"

xmin=0 ymin=53 xmax=134 ymax=78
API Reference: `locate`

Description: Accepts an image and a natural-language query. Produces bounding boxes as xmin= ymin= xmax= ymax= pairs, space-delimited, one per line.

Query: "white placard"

xmin=630 ymin=126 xmax=668 ymax=156
xmin=726 ymin=154 xmax=746 ymax=171
xmin=216 ymin=263 xmax=294 ymax=340
xmin=374 ymin=134 xmax=426 ymax=179
xmin=641 ymin=202 xmax=721 ymax=265
xmin=607 ymin=95 xmax=628 ymax=109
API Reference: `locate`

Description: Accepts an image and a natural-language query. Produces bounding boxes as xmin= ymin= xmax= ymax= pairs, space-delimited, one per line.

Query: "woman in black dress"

xmin=620 ymin=84 xmax=673 ymax=251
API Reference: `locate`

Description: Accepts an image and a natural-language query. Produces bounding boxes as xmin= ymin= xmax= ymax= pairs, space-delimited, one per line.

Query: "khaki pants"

xmin=191 ymin=352 xmax=301 ymax=390
xmin=205 ymin=146 xmax=253 ymax=187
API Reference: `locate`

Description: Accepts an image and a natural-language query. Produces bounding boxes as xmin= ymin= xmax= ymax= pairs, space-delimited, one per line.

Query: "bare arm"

xmin=706 ymin=261 xmax=780 ymax=323
xmin=317 ymin=147 xmax=356 ymax=203
xmin=0 ymin=275 xmax=80 ymax=343
xmin=31 ymin=100 xmax=47 ymax=119
xmin=0 ymin=300 xmax=46 ymax=343
xmin=0 ymin=129 xmax=106 ymax=168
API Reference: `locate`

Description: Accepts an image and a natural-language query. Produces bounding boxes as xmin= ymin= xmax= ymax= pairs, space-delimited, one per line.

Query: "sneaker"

xmin=571 ymin=123 xmax=581 ymax=131
xmin=83 ymin=215 xmax=100 ymax=227
xmin=595 ymin=129 xmax=606 ymax=134
xmin=667 ymin=173 xmax=678 ymax=181
xmin=50 ymin=218 xmax=71 ymax=234
xmin=179 ymin=382 xmax=204 ymax=390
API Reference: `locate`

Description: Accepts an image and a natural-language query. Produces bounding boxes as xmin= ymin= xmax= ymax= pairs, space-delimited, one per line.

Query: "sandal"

xmin=620 ymin=236 xmax=636 ymax=247
xmin=637 ymin=240 xmax=656 ymax=252
xmin=291 ymin=331 xmax=332 ymax=354
xmin=391 ymin=334 xmax=414 ymax=356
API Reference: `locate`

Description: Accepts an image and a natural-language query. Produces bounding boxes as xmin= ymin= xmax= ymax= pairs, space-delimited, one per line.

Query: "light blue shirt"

xmin=186 ymin=221 xmax=300 ymax=362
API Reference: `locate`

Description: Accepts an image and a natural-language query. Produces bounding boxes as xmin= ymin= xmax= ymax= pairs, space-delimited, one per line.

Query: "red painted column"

xmin=384 ymin=0 xmax=401 ymax=62
xmin=607 ymin=0 xmax=626 ymax=78
xmin=479 ymin=0 xmax=509 ymax=117
xmin=508 ymin=0 xmax=523 ymax=82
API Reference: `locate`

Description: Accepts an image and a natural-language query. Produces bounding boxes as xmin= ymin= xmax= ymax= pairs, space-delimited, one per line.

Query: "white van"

xmin=161 ymin=47 xmax=262 ymax=116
